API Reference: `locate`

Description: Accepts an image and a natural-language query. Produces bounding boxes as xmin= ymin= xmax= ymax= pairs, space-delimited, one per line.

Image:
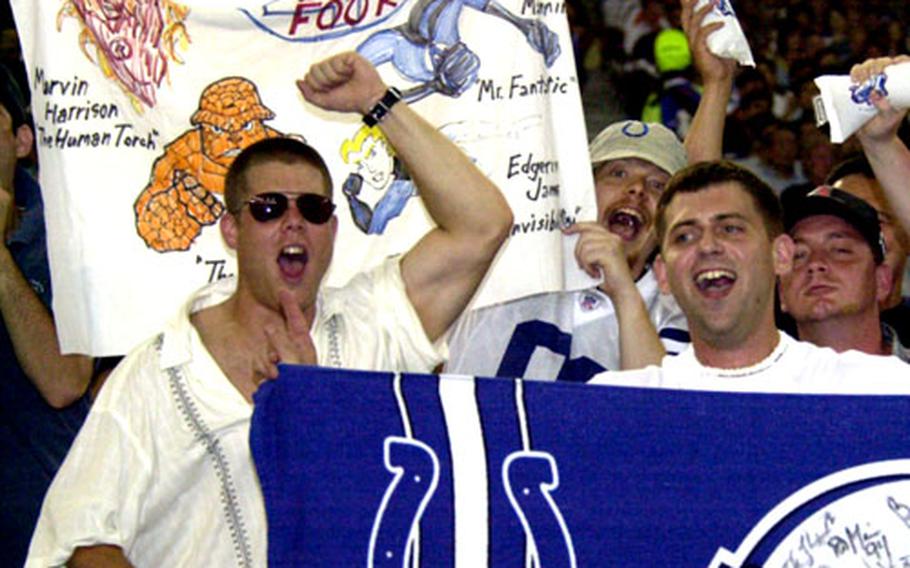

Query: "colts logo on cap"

xmin=621 ymin=122 xmax=650 ymax=138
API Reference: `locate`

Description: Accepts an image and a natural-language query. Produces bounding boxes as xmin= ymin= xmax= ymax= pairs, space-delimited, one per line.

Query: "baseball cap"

xmin=589 ymin=120 xmax=687 ymax=177
xmin=654 ymin=29 xmax=692 ymax=73
xmin=782 ymin=185 xmax=886 ymax=264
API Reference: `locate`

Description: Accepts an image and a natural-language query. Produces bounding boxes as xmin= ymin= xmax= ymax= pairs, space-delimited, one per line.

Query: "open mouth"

xmin=278 ymin=245 xmax=308 ymax=281
xmin=694 ymin=269 xmax=737 ymax=296
xmin=607 ymin=208 xmax=645 ymax=241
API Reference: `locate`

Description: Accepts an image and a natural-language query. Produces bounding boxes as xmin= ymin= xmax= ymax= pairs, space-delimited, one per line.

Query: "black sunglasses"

xmin=241 ymin=192 xmax=335 ymax=224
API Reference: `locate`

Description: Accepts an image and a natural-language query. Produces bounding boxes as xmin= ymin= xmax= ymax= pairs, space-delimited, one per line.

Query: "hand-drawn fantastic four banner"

xmin=251 ymin=366 xmax=910 ymax=567
xmin=11 ymin=0 xmax=593 ymax=355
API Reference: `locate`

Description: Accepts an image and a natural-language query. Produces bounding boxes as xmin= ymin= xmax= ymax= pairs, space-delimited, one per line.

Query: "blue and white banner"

xmin=251 ymin=366 xmax=910 ymax=566
xmin=11 ymin=0 xmax=594 ymax=355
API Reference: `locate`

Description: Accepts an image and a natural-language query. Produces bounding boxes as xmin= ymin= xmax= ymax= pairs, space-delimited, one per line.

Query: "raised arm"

xmin=681 ymin=0 xmax=736 ymax=163
xmin=297 ymin=52 xmax=513 ymax=341
xmin=0 ymin=189 xmax=92 ymax=408
xmin=853 ymin=55 xmax=910 ymax=235
xmin=0 ymin=109 xmax=93 ymax=408
xmin=564 ymin=221 xmax=666 ymax=369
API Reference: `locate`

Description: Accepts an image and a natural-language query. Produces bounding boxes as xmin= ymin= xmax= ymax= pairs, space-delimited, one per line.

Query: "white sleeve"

xmin=374 ymin=256 xmax=447 ymax=369
xmin=333 ymin=256 xmax=445 ymax=372
xmin=26 ymin=368 xmax=153 ymax=566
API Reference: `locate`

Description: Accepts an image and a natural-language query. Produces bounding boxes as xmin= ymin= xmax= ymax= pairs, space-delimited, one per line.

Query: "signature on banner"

xmin=711 ymin=462 xmax=910 ymax=568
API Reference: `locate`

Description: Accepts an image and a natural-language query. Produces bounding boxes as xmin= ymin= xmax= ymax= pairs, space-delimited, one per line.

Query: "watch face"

xmin=364 ymin=88 xmax=402 ymax=127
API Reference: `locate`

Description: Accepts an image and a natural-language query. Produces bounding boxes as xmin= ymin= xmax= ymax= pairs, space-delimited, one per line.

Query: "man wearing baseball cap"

xmin=445 ymin=120 xmax=691 ymax=381
xmin=778 ymin=185 xmax=909 ymax=362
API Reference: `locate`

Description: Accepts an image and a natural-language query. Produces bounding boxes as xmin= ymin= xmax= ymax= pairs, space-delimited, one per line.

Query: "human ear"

xmin=875 ymin=264 xmax=893 ymax=304
xmin=14 ymin=124 xmax=33 ymax=159
xmin=653 ymin=254 xmax=671 ymax=295
xmin=220 ymin=211 xmax=239 ymax=250
xmin=772 ymin=234 xmax=795 ymax=277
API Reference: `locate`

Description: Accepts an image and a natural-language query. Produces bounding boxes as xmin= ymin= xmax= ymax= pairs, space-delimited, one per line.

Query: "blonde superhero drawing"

xmin=134 ymin=77 xmax=284 ymax=252
xmin=57 ymin=0 xmax=191 ymax=110
xmin=340 ymin=125 xmax=414 ymax=235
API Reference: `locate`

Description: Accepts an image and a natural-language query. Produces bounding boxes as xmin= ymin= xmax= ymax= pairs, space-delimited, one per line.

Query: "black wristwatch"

xmin=363 ymin=87 xmax=403 ymax=127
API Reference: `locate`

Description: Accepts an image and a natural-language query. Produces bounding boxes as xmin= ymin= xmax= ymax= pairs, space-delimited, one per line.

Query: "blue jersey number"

xmin=497 ymin=321 xmax=606 ymax=382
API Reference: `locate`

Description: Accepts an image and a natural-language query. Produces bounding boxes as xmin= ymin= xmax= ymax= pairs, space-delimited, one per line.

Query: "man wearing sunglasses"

xmin=28 ymin=52 xmax=513 ymax=567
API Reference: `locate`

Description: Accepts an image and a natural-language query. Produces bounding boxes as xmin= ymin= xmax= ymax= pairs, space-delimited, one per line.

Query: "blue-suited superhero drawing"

xmin=357 ymin=0 xmax=561 ymax=103
xmin=340 ymin=125 xmax=415 ymax=235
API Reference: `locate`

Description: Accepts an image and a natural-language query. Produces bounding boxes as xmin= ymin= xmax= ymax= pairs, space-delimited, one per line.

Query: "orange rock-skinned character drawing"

xmin=134 ymin=77 xmax=283 ymax=252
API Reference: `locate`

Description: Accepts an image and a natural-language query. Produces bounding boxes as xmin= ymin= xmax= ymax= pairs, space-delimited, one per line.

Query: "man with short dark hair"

xmin=778 ymin=185 xmax=906 ymax=361
xmin=651 ymin=161 xmax=786 ymax=371
xmin=0 ymin=81 xmax=94 ymax=566
xmin=28 ymin=52 xmax=513 ymax=567
xmin=591 ymin=160 xmax=908 ymax=390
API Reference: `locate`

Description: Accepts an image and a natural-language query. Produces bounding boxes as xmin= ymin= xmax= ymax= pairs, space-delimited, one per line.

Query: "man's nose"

xmin=281 ymin=200 xmax=306 ymax=229
xmin=805 ymin=248 xmax=829 ymax=274
xmin=697 ymin=231 xmax=723 ymax=256
xmin=625 ymin=177 xmax=645 ymax=198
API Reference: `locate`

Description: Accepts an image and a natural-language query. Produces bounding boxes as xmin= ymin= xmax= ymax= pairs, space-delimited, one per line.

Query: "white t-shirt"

xmin=590 ymin=332 xmax=910 ymax=393
xmin=27 ymin=258 xmax=442 ymax=567
xmin=445 ymin=268 xmax=689 ymax=382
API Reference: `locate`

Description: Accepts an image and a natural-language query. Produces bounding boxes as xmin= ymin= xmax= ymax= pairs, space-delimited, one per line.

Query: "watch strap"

xmin=363 ymin=87 xmax=403 ymax=127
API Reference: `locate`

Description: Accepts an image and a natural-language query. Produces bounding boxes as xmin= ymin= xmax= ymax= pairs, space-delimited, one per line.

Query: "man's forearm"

xmin=611 ymin=286 xmax=666 ymax=370
xmin=0 ymin=244 xmax=92 ymax=407
xmin=297 ymin=52 xmax=513 ymax=340
xmin=861 ymin=136 xmax=910 ymax=234
xmin=378 ymin=103 xmax=510 ymax=236
xmin=380 ymin=100 xmax=513 ymax=339
xmin=684 ymin=78 xmax=732 ymax=163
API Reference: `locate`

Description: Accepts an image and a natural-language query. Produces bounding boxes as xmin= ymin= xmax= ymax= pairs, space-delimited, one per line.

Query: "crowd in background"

xmin=574 ymin=0 xmax=909 ymax=168
xmin=568 ymin=0 xmax=910 ymax=294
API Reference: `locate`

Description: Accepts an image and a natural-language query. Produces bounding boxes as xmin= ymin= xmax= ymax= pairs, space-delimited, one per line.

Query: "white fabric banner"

xmin=11 ymin=0 xmax=595 ymax=356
